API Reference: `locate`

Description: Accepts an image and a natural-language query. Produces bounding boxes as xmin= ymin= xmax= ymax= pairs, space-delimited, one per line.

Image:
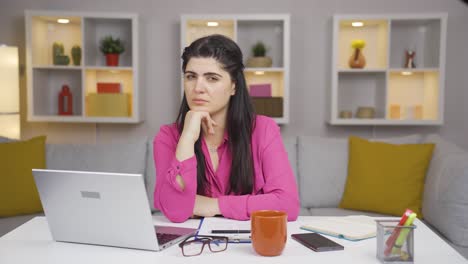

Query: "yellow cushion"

xmin=0 ymin=136 xmax=46 ymax=217
xmin=339 ymin=136 xmax=434 ymax=217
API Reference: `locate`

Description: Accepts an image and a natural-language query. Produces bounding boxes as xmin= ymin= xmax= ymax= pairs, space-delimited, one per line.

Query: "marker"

xmin=391 ymin=213 xmax=417 ymax=255
xmin=384 ymin=209 xmax=413 ymax=256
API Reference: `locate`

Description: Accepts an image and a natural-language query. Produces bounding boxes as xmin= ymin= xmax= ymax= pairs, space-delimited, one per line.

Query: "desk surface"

xmin=0 ymin=216 xmax=466 ymax=264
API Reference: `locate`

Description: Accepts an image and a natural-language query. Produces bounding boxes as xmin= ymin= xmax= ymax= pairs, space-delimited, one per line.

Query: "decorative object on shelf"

xmin=404 ymin=50 xmax=416 ymax=68
xmin=97 ymin=82 xmax=121 ymax=93
xmin=52 ymin=42 xmax=70 ymax=65
xmin=251 ymin=97 xmax=283 ymax=117
xmin=356 ymin=106 xmax=375 ymax=118
xmin=414 ymin=105 xmax=423 ymax=120
xmin=58 ymin=85 xmax=73 ymax=115
xmin=71 ymin=45 xmax=81 ymax=66
xmin=404 ymin=105 xmax=414 ymax=120
xmin=389 ymin=104 xmax=401 ymax=119
xmin=87 ymin=93 xmax=130 ymax=117
xmin=339 ymin=110 xmax=352 ymax=119
xmin=249 ymin=83 xmax=272 ymax=97
xmin=348 ymin=39 xmax=366 ymax=68
xmin=246 ymin=41 xmax=272 ymax=67
xmin=100 ymin=35 xmax=125 ymax=66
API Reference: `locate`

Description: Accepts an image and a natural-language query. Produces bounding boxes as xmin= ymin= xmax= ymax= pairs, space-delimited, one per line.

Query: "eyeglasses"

xmin=179 ymin=235 xmax=228 ymax=257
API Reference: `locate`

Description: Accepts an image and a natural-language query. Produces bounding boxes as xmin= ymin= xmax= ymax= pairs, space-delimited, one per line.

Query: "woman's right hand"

xmin=180 ymin=110 xmax=217 ymax=144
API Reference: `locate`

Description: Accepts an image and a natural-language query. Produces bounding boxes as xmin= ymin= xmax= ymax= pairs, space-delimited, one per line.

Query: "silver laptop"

xmin=32 ymin=169 xmax=197 ymax=251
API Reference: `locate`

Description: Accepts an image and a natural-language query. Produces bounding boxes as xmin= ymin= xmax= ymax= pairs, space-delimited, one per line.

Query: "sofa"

xmin=1 ymin=133 xmax=467 ymax=259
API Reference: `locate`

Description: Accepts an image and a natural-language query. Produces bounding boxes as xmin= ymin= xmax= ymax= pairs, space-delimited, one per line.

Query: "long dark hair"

xmin=176 ymin=34 xmax=256 ymax=195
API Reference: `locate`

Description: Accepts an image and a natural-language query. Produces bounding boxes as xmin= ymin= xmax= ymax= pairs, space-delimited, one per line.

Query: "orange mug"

xmin=251 ymin=210 xmax=287 ymax=256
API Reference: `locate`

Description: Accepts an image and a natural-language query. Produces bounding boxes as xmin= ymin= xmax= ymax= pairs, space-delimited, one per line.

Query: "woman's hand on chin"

xmin=180 ymin=110 xmax=217 ymax=144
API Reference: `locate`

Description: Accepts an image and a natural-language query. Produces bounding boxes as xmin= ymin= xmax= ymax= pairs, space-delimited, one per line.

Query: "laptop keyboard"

xmin=156 ymin=232 xmax=182 ymax=245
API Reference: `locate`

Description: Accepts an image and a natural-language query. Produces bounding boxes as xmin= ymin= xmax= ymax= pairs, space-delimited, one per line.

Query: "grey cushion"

xmin=308 ymin=207 xmax=389 ymax=217
xmin=46 ymin=139 xmax=147 ymax=175
xmin=282 ymin=136 xmax=298 ymax=186
xmin=450 ymin=243 xmax=468 ymax=260
xmin=0 ymin=136 xmax=17 ymax=143
xmin=299 ymin=207 xmax=312 ymax=216
xmin=298 ymin=134 xmax=423 ymax=208
xmin=422 ymin=134 xmax=468 ymax=247
xmin=145 ymin=139 xmax=157 ymax=212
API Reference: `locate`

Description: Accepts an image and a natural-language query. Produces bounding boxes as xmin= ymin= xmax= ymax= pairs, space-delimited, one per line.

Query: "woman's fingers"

xmin=200 ymin=112 xmax=216 ymax=135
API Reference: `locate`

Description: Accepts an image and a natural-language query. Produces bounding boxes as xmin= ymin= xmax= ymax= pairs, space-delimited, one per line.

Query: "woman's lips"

xmin=192 ymin=99 xmax=208 ymax=104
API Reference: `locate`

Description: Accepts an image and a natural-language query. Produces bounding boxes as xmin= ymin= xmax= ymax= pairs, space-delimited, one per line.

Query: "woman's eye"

xmin=207 ymin=76 xmax=219 ymax=82
xmin=185 ymin=75 xmax=195 ymax=80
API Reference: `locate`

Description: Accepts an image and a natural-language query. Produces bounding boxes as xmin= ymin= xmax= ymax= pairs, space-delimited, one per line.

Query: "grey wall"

xmin=1 ymin=0 xmax=467 ymax=148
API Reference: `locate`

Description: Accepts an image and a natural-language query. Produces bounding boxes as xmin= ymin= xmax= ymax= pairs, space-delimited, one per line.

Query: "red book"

xmin=97 ymin=82 xmax=121 ymax=93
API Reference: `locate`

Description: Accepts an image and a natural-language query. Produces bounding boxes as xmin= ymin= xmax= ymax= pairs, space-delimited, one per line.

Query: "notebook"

xmin=198 ymin=217 xmax=251 ymax=243
xmin=300 ymin=215 xmax=377 ymax=241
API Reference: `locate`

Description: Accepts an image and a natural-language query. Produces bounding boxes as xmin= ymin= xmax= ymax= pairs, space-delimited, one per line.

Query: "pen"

xmin=211 ymin=230 xmax=251 ymax=234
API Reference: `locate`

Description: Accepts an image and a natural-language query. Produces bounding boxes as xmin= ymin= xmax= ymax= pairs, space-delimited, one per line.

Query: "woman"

xmin=153 ymin=34 xmax=299 ymax=223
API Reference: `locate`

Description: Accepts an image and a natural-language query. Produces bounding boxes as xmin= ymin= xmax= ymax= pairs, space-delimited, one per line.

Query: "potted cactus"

xmin=246 ymin=41 xmax=272 ymax=68
xmin=52 ymin=42 xmax=70 ymax=65
xmin=71 ymin=45 xmax=81 ymax=66
xmin=99 ymin=36 xmax=125 ymax=66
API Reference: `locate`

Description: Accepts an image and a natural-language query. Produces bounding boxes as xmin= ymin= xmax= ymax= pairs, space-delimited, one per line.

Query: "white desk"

xmin=0 ymin=216 xmax=466 ymax=264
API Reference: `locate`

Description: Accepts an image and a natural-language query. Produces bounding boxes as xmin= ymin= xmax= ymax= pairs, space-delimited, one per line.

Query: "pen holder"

xmin=376 ymin=220 xmax=416 ymax=264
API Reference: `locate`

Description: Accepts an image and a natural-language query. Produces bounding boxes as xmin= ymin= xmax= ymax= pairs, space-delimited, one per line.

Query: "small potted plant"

xmin=246 ymin=41 xmax=272 ymax=68
xmin=100 ymin=36 xmax=125 ymax=66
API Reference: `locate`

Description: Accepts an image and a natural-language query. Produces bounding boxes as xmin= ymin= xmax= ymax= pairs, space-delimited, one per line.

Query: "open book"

xmin=300 ymin=215 xmax=377 ymax=241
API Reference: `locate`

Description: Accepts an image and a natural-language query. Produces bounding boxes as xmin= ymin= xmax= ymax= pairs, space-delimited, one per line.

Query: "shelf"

xmin=244 ymin=67 xmax=284 ymax=72
xmin=30 ymin=15 xmax=82 ymax=66
xmin=331 ymin=14 xmax=446 ymax=126
xmin=84 ymin=17 xmax=133 ymax=67
xmin=338 ymin=19 xmax=389 ymax=69
xmin=329 ymin=118 xmax=442 ymax=126
xmin=389 ymin=68 xmax=439 ymax=73
xmin=181 ymin=14 xmax=290 ymax=124
xmin=33 ymin=65 xmax=82 ymax=70
xmin=338 ymin=68 xmax=386 ymax=73
xmin=32 ymin=68 xmax=83 ymax=116
xmin=337 ymin=72 xmax=386 ymax=119
xmin=245 ymin=70 xmax=284 ymax=97
xmin=84 ymin=69 xmax=133 ymax=118
xmin=85 ymin=66 xmax=133 ymax=71
xmin=237 ymin=19 xmax=284 ymax=68
xmin=388 ymin=71 xmax=439 ymax=121
xmin=26 ymin=10 xmax=140 ymax=123
xmin=184 ymin=19 xmax=235 ymax=46
xmin=390 ymin=19 xmax=441 ymax=69
xmin=28 ymin=115 xmax=139 ymax=123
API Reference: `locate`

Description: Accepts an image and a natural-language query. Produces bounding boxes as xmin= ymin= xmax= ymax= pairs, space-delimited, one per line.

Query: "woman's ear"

xmin=230 ymin=82 xmax=236 ymax=95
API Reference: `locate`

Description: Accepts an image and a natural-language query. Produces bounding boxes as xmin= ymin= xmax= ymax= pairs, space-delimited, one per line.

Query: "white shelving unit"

xmin=25 ymin=10 xmax=141 ymax=123
xmin=181 ymin=14 xmax=290 ymax=124
xmin=330 ymin=14 xmax=447 ymax=126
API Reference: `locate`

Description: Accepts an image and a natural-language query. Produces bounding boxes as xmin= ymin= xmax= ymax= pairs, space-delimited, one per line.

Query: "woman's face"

xmin=183 ymin=57 xmax=235 ymax=116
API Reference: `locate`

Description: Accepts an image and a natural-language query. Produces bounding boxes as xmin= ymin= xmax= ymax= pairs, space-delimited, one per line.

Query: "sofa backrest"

xmin=297 ymin=134 xmax=424 ymax=208
xmin=422 ymin=134 xmax=468 ymax=247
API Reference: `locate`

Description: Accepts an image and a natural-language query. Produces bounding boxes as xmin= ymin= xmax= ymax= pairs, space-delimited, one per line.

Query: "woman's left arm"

xmin=217 ymin=123 xmax=300 ymax=221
